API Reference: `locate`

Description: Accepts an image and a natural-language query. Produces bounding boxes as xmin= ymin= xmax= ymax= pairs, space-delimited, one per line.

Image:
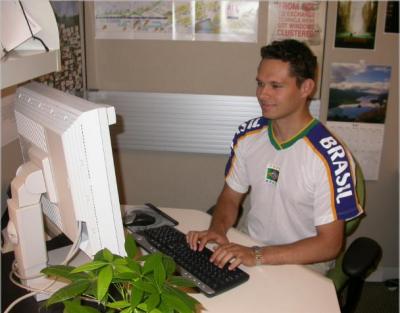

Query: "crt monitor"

xmin=7 ymin=81 xmax=126 ymax=298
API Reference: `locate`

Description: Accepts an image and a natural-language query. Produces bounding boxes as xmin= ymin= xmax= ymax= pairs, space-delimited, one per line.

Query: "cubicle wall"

xmin=82 ymin=1 xmax=399 ymax=280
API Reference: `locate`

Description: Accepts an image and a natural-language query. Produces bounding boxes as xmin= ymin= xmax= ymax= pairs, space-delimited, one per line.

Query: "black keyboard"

xmin=133 ymin=225 xmax=249 ymax=297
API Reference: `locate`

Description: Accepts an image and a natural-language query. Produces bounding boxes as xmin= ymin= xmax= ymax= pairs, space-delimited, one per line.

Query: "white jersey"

xmin=225 ymin=117 xmax=363 ymax=246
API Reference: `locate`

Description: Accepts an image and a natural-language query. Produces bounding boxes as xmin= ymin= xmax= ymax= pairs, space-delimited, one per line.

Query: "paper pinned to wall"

xmin=94 ymin=1 xmax=258 ymax=42
xmin=326 ymin=63 xmax=392 ymax=181
xmin=266 ymin=1 xmax=327 ymax=98
xmin=327 ymin=121 xmax=385 ymax=181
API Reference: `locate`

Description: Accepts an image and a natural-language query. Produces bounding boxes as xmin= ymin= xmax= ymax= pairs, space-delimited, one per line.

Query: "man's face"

xmin=256 ymin=59 xmax=312 ymax=122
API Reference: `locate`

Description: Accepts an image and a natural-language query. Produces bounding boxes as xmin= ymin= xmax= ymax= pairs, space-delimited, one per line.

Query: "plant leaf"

xmin=161 ymin=293 xmax=193 ymax=313
xmin=143 ymin=253 xmax=162 ymax=275
xmin=71 ymin=261 xmax=108 ymax=273
xmin=63 ymin=300 xmax=102 ymax=313
xmin=94 ymin=249 xmax=104 ymax=261
xmin=42 ymin=265 xmax=89 ymax=282
xmin=130 ymin=286 xmax=143 ymax=308
xmin=145 ymin=293 xmax=160 ymax=312
xmin=125 ymin=258 xmax=141 ymax=274
xmin=163 ymin=286 xmax=199 ymax=311
xmin=106 ymin=300 xmax=130 ymax=309
xmin=154 ymin=257 xmax=166 ymax=287
xmin=46 ymin=279 xmax=91 ymax=306
xmin=168 ymin=276 xmax=195 ymax=288
xmin=124 ymin=235 xmax=137 ymax=259
xmin=113 ymin=257 xmax=128 ymax=266
xmin=102 ymin=249 xmax=114 ymax=262
xmin=131 ymin=280 xmax=158 ymax=294
xmin=113 ymin=264 xmax=134 ymax=274
xmin=158 ymin=301 xmax=174 ymax=313
xmin=113 ymin=272 xmax=138 ymax=281
xmin=162 ymin=255 xmax=176 ymax=277
xmin=41 ymin=265 xmax=74 ymax=279
xmin=120 ymin=307 xmax=133 ymax=313
xmin=97 ymin=264 xmax=113 ymax=301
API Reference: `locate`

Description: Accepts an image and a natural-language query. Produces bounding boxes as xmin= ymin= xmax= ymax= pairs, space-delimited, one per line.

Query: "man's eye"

xmin=257 ymin=81 xmax=264 ymax=87
xmin=272 ymin=83 xmax=283 ymax=89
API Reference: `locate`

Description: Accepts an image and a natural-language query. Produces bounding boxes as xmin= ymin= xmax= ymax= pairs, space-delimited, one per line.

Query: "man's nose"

xmin=258 ymin=86 xmax=271 ymax=98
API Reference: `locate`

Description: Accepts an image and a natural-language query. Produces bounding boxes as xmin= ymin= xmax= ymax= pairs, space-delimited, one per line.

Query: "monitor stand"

xmin=6 ymin=161 xmax=90 ymax=301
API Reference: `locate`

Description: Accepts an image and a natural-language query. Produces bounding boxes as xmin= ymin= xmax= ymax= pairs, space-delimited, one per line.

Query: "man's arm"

xmin=261 ymin=219 xmax=345 ymax=265
xmin=210 ymin=219 xmax=345 ymax=269
xmin=186 ymin=183 xmax=246 ymax=251
xmin=209 ymin=183 xmax=245 ymax=235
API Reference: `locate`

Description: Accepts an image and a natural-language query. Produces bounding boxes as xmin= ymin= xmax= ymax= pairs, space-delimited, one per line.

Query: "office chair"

xmin=327 ymin=163 xmax=382 ymax=313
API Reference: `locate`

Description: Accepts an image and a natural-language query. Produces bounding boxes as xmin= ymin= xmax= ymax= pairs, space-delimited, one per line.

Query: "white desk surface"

xmin=161 ymin=207 xmax=341 ymax=313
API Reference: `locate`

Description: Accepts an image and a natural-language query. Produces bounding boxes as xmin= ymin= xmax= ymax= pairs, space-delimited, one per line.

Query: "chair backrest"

xmin=327 ymin=160 xmax=366 ymax=291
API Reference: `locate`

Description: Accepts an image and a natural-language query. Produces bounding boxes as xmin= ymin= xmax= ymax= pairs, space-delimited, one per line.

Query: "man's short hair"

xmin=260 ymin=39 xmax=317 ymax=87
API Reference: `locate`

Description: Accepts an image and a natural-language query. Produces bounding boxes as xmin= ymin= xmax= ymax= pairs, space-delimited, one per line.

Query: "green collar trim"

xmin=268 ymin=118 xmax=318 ymax=150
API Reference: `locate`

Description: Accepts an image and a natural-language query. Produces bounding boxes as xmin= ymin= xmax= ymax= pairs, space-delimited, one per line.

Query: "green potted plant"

xmin=41 ymin=236 xmax=200 ymax=313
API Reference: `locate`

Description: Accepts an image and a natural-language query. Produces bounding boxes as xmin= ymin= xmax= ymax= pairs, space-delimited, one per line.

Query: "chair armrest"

xmin=342 ymin=237 xmax=382 ymax=278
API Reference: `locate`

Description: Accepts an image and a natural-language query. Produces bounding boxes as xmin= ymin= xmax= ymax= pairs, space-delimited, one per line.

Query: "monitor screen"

xmin=7 ymin=82 xmax=126 ymax=295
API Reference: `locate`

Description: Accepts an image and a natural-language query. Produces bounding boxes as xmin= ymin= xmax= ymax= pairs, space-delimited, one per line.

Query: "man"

xmin=186 ymin=39 xmax=363 ymax=274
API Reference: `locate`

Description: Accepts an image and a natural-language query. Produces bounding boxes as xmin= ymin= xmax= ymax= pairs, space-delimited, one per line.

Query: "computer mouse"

xmin=125 ymin=212 xmax=156 ymax=227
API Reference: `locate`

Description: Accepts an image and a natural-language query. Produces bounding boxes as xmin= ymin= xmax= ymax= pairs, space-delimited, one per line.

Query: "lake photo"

xmin=327 ymin=63 xmax=391 ymax=124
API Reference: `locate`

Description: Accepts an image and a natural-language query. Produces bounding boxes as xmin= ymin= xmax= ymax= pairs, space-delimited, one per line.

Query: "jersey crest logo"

xmin=265 ymin=165 xmax=280 ymax=185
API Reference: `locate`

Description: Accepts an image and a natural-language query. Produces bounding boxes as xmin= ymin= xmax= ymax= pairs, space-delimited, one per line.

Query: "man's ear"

xmin=300 ymin=78 xmax=316 ymax=98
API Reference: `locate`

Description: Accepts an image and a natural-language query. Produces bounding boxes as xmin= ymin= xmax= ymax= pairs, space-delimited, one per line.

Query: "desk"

xmin=2 ymin=207 xmax=340 ymax=313
xmin=163 ymin=207 xmax=341 ymax=313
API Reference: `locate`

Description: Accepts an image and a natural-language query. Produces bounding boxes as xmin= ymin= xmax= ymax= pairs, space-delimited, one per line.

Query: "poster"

xmin=328 ymin=63 xmax=391 ymax=124
xmin=327 ymin=63 xmax=392 ymax=180
xmin=385 ymin=1 xmax=399 ymax=33
xmin=267 ymin=1 xmax=327 ymax=98
xmin=194 ymin=1 xmax=258 ymax=42
xmin=335 ymin=1 xmax=378 ymax=49
xmin=95 ymin=1 xmax=174 ymax=40
xmin=95 ymin=1 xmax=258 ymax=42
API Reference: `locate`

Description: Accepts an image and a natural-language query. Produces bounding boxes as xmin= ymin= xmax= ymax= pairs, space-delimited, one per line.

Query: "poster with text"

xmin=335 ymin=1 xmax=378 ymax=49
xmin=267 ymin=1 xmax=327 ymax=98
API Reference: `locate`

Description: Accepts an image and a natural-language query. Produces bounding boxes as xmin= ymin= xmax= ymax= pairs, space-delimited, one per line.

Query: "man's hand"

xmin=210 ymin=243 xmax=255 ymax=270
xmin=186 ymin=229 xmax=229 ymax=252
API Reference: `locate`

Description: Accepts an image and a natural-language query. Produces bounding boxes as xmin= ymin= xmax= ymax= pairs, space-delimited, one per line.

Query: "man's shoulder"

xmin=305 ymin=120 xmax=333 ymax=144
xmin=305 ymin=121 xmax=350 ymax=156
xmin=233 ymin=116 xmax=268 ymax=141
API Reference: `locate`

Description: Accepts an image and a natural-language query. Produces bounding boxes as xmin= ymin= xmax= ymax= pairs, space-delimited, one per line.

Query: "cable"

xmin=4 ymin=221 xmax=83 ymax=313
xmin=4 ymin=291 xmax=43 ymax=313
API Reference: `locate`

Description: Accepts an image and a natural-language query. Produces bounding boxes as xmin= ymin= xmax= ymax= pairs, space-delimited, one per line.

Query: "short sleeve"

xmin=225 ymin=135 xmax=250 ymax=194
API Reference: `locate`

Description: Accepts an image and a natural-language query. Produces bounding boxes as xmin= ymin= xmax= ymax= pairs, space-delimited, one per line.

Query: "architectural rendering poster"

xmin=335 ymin=1 xmax=378 ymax=49
xmin=94 ymin=1 xmax=258 ymax=42
xmin=327 ymin=63 xmax=392 ymax=180
xmin=385 ymin=1 xmax=399 ymax=33
xmin=267 ymin=1 xmax=327 ymax=98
